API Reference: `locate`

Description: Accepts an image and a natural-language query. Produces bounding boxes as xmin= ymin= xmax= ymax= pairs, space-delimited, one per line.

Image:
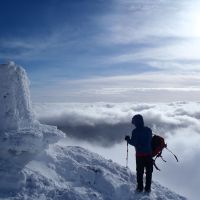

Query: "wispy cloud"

xmin=0 ymin=27 xmax=78 ymax=60
xmin=102 ymin=0 xmax=200 ymax=43
xmin=100 ymin=0 xmax=181 ymax=44
xmin=30 ymin=71 xmax=200 ymax=103
xmin=2 ymin=0 xmax=200 ymax=103
xmin=109 ymin=39 xmax=200 ymax=70
xmin=99 ymin=0 xmax=200 ymax=72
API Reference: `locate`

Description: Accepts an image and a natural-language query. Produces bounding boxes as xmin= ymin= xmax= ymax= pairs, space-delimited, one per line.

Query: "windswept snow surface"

xmin=8 ymin=144 xmax=185 ymax=200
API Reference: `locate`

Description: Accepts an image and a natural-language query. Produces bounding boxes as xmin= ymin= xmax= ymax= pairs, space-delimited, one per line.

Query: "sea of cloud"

xmin=33 ymin=101 xmax=200 ymax=200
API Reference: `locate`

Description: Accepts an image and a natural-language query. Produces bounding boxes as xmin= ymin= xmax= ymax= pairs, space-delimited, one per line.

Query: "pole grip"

xmin=126 ymin=141 xmax=129 ymax=168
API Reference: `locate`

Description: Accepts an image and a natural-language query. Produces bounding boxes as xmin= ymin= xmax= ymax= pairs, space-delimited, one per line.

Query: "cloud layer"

xmin=34 ymin=101 xmax=200 ymax=146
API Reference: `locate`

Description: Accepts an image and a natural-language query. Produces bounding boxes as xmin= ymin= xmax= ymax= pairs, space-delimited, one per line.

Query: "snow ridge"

xmin=20 ymin=145 xmax=186 ymax=200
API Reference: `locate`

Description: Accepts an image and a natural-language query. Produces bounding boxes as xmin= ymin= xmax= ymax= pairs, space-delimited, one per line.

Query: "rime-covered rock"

xmin=0 ymin=61 xmax=64 ymax=192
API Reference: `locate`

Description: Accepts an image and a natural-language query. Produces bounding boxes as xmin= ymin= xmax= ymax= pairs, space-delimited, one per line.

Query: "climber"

xmin=125 ymin=114 xmax=153 ymax=193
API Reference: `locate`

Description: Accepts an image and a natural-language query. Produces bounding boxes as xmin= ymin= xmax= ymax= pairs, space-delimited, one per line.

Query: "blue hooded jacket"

xmin=128 ymin=115 xmax=152 ymax=156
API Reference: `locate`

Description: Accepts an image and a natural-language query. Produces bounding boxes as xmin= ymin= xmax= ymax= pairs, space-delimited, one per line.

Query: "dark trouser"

xmin=136 ymin=156 xmax=153 ymax=190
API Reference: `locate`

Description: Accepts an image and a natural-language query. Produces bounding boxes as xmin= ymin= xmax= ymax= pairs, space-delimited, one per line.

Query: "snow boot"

xmin=136 ymin=185 xmax=143 ymax=193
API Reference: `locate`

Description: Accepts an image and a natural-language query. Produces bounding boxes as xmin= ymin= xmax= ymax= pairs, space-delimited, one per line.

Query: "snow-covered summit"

xmin=0 ymin=62 xmax=187 ymax=199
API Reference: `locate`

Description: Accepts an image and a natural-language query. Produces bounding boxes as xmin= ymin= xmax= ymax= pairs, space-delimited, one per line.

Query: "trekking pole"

xmin=126 ymin=141 xmax=129 ymax=168
xmin=166 ymin=147 xmax=179 ymax=162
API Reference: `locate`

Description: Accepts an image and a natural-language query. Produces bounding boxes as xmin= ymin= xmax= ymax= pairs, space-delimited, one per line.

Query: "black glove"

xmin=125 ymin=135 xmax=130 ymax=141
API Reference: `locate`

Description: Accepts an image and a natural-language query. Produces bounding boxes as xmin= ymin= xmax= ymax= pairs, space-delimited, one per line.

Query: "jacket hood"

xmin=132 ymin=114 xmax=144 ymax=128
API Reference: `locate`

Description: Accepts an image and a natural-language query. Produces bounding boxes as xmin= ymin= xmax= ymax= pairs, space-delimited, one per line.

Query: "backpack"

xmin=152 ymin=135 xmax=178 ymax=171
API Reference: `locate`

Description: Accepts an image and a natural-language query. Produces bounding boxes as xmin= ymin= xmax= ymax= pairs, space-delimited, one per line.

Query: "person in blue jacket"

xmin=125 ymin=114 xmax=153 ymax=193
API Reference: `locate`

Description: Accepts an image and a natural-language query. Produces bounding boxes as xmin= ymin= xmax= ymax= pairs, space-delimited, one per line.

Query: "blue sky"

xmin=1 ymin=0 xmax=200 ymax=102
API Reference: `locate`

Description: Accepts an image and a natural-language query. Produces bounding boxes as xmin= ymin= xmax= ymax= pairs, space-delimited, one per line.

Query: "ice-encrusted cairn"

xmin=0 ymin=61 xmax=64 ymax=191
xmin=0 ymin=61 xmax=34 ymax=131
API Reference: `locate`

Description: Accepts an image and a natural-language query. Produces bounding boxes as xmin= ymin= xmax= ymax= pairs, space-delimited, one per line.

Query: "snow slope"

xmin=1 ymin=144 xmax=185 ymax=200
xmin=0 ymin=62 xmax=187 ymax=200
